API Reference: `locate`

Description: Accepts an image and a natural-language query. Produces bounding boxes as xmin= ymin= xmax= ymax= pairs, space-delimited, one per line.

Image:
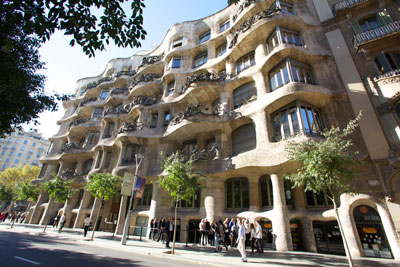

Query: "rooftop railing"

xmin=333 ymin=0 xmax=367 ymax=14
xmin=354 ymin=21 xmax=400 ymax=50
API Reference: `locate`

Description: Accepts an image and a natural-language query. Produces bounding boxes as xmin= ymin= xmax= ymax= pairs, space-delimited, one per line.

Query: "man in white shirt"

xmin=255 ymin=221 xmax=264 ymax=253
xmin=236 ymin=219 xmax=247 ymax=262
xmin=83 ymin=215 xmax=91 ymax=237
xmin=58 ymin=213 xmax=66 ymax=233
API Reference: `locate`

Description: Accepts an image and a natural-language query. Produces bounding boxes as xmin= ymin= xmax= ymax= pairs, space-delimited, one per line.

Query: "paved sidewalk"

xmin=1 ymin=222 xmax=399 ymax=267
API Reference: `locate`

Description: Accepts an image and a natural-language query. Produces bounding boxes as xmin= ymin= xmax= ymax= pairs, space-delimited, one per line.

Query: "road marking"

xmin=14 ymin=256 xmax=40 ymax=265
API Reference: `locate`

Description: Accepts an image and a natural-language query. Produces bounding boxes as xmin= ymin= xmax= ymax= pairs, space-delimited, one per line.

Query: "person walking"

xmin=165 ymin=218 xmax=174 ymax=248
xmin=157 ymin=217 xmax=165 ymax=242
xmin=250 ymin=223 xmax=258 ymax=254
xmin=83 ymin=215 xmax=91 ymax=237
xmin=245 ymin=218 xmax=251 ymax=249
xmin=199 ymin=219 xmax=206 ymax=245
xmin=58 ymin=213 xmax=66 ymax=233
xmin=152 ymin=218 xmax=158 ymax=240
xmin=53 ymin=214 xmax=60 ymax=228
xmin=237 ymin=219 xmax=247 ymax=262
xmin=149 ymin=219 xmax=154 ymax=239
xmin=255 ymin=220 xmax=264 ymax=253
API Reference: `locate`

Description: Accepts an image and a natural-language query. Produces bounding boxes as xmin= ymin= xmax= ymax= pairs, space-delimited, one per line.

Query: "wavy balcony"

xmin=353 ymin=21 xmax=400 ymax=51
xmin=332 ymin=0 xmax=368 ymax=15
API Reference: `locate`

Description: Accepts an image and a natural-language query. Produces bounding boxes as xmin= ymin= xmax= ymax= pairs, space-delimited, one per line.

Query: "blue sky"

xmin=30 ymin=0 xmax=229 ymax=138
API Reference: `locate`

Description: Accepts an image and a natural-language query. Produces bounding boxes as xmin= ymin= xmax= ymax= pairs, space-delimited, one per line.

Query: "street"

xmin=0 ymin=228 xmax=199 ymax=267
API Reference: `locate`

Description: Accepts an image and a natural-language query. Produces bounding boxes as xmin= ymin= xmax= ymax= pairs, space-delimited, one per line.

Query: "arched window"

xmin=233 ymin=82 xmax=257 ymax=109
xmin=82 ymin=158 xmax=93 ymax=175
xmin=272 ymin=101 xmax=324 ymax=141
xmin=226 ymin=178 xmax=249 ymax=209
xmin=136 ymin=184 xmax=153 ymax=208
xmin=232 ymin=123 xmax=256 ymax=156
xmin=260 ymin=175 xmax=273 ymax=207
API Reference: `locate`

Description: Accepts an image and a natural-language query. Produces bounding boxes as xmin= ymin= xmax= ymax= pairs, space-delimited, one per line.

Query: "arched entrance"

xmin=353 ymin=205 xmax=393 ymax=259
xmin=313 ymin=220 xmax=345 ymax=255
xmin=290 ymin=219 xmax=303 ymax=251
xmin=259 ymin=219 xmax=273 ymax=249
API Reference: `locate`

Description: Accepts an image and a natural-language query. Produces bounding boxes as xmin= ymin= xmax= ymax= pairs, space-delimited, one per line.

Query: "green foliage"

xmin=42 ymin=175 xmax=74 ymax=203
xmin=86 ymin=172 xmax=121 ymax=201
xmin=17 ymin=181 xmax=40 ymax=202
xmin=228 ymin=0 xmax=240 ymax=5
xmin=156 ymin=151 xmax=205 ymax=203
xmin=0 ymin=165 xmax=40 ymax=189
xmin=0 ymin=184 xmax=16 ymax=202
xmin=285 ymin=111 xmax=362 ymax=198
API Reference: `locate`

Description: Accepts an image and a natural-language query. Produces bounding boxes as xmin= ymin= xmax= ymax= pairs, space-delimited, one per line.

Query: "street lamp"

xmin=121 ymin=153 xmax=144 ymax=245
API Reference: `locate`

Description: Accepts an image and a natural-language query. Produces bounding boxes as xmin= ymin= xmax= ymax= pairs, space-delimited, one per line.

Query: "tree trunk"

xmin=172 ymin=198 xmax=178 ymax=255
xmin=90 ymin=197 xmax=103 ymax=241
xmin=333 ymin=196 xmax=354 ymax=267
xmin=43 ymin=199 xmax=54 ymax=233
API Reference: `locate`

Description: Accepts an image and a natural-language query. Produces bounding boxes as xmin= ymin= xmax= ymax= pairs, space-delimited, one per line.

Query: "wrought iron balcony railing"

xmin=375 ymin=69 xmax=400 ymax=80
xmin=353 ymin=21 xmax=400 ymax=50
xmin=332 ymin=0 xmax=367 ymax=14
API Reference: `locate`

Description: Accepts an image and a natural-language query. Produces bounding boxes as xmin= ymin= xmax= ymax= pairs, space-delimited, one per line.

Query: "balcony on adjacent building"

xmin=353 ymin=21 xmax=400 ymax=51
xmin=332 ymin=0 xmax=368 ymax=15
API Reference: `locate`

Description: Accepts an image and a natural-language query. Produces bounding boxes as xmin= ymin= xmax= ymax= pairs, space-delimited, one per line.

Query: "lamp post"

xmin=121 ymin=153 xmax=144 ymax=245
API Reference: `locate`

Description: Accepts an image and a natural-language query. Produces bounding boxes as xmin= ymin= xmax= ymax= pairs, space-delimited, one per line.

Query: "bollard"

xmin=140 ymin=226 xmax=142 ymax=241
xmin=194 ymin=229 xmax=197 ymax=246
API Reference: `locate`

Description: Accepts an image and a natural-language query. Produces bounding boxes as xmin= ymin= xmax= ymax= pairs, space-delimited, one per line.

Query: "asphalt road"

xmin=0 ymin=230 xmax=197 ymax=267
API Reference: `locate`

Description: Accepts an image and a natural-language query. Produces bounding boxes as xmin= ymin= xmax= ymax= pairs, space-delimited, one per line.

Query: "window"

xmin=32 ymin=142 xmax=36 ymax=147
xmin=269 ymin=58 xmax=314 ymax=91
xmin=199 ymin=30 xmax=211 ymax=44
xmin=11 ymin=146 xmax=16 ymax=150
xmin=104 ymin=151 xmax=112 ymax=168
xmin=92 ymin=107 xmax=103 ymax=120
xmin=226 ymin=178 xmax=249 ymax=209
xmin=193 ymin=52 xmax=208 ymax=68
xmin=271 ymin=0 xmax=295 ymax=15
xmin=27 ymin=155 xmax=31 ymax=159
xmin=171 ymin=37 xmax=183 ymax=49
xmin=260 ymin=175 xmax=273 ymax=207
xmin=236 ymin=51 xmax=255 ymax=73
xmin=121 ymin=144 xmax=140 ymax=165
xmin=359 ymin=17 xmax=380 ymax=32
xmin=306 ymin=190 xmax=333 ymax=207
xmin=179 ymin=190 xmax=200 ymax=208
xmin=28 ymin=149 xmax=33 ymax=154
xmin=220 ymin=20 xmax=230 ymax=32
xmin=36 ymin=152 xmax=41 ymax=158
xmin=272 ymin=101 xmax=324 ymax=141
xmin=350 ymin=10 xmax=393 ymax=34
xmin=374 ymin=51 xmax=400 ymax=74
xmin=9 ymin=151 xmax=13 ymax=156
xmin=103 ymin=122 xmax=115 ymax=138
xmin=14 ymin=159 xmax=19 ymax=164
xmin=167 ymin=80 xmax=175 ymax=96
xmin=86 ymin=131 xmax=99 ymax=146
xmin=150 ymin=112 xmax=158 ymax=128
xmin=170 ymin=57 xmax=181 ymax=69
xmin=95 ymin=151 xmax=103 ymax=168
xmin=163 ymin=111 xmax=171 ymax=127
xmin=6 ymin=158 xmax=10 ymax=163
xmin=20 ymin=146 xmax=25 ymax=151
xmin=136 ymin=184 xmax=153 ymax=207
xmin=183 ymin=140 xmax=198 ymax=156
xmin=17 ymin=153 xmax=22 ymax=157
xmin=216 ymin=42 xmax=227 ymax=57
xmin=23 ymin=140 xmax=28 ymax=144
xmin=15 ymin=139 xmax=19 ymax=143
xmin=284 ymin=180 xmax=293 ymax=205
xmin=82 ymin=159 xmax=93 ymax=175
xmin=233 ymin=82 xmax=257 ymax=108
xmin=2 ymin=151 xmax=5 ymax=155
xmin=231 ymin=124 xmax=256 ymax=156
xmin=100 ymin=90 xmax=109 ymax=100
xmin=267 ymin=27 xmax=303 ymax=53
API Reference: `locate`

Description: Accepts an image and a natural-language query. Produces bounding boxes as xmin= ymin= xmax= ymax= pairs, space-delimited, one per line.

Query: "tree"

xmin=42 ymin=174 xmax=74 ymax=232
xmin=0 ymin=0 xmax=146 ymax=137
xmin=17 ymin=181 xmax=41 ymax=203
xmin=156 ymin=151 xmax=205 ymax=254
xmin=228 ymin=0 xmax=240 ymax=5
xmin=285 ymin=111 xmax=362 ymax=267
xmin=1 ymin=165 xmax=40 ymax=190
xmin=0 ymin=184 xmax=16 ymax=212
xmin=86 ymin=172 xmax=121 ymax=240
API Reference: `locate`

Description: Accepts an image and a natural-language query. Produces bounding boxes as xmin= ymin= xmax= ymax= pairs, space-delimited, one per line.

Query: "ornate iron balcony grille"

xmin=353 ymin=21 xmax=400 ymax=50
xmin=332 ymin=0 xmax=367 ymax=14
xmin=375 ymin=68 xmax=400 ymax=80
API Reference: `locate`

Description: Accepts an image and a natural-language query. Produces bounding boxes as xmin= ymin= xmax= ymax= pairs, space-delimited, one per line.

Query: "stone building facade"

xmin=27 ymin=0 xmax=400 ymax=260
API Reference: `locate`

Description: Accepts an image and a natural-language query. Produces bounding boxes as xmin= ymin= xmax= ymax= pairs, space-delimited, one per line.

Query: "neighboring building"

xmin=27 ymin=0 xmax=399 ymax=260
xmin=0 ymin=130 xmax=50 ymax=171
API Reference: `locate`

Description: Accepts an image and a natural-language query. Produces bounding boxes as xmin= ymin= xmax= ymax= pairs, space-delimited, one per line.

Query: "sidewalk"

xmin=1 ymin=222 xmax=399 ymax=267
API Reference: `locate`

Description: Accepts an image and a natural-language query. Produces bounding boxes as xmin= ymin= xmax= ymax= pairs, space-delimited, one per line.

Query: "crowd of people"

xmin=148 ymin=217 xmax=265 ymax=262
xmin=0 ymin=211 xmax=26 ymax=224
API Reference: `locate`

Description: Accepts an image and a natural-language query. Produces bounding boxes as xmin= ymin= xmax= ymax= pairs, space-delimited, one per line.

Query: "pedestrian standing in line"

xmin=165 ymin=218 xmax=174 ymax=248
xmin=199 ymin=219 xmax=206 ymax=245
xmin=83 ymin=215 xmax=91 ymax=237
xmin=255 ymin=220 xmax=264 ymax=253
xmin=149 ymin=219 xmax=154 ymax=239
xmin=152 ymin=218 xmax=158 ymax=240
xmin=237 ymin=219 xmax=247 ymax=262
xmin=205 ymin=218 xmax=211 ymax=246
xmin=250 ymin=223 xmax=258 ymax=254
xmin=245 ymin=218 xmax=251 ymax=249
xmin=58 ymin=213 xmax=66 ymax=233
xmin=157 ymin=217 xmax=165 ymax=242
xmin=223 ymin=219 xmax=230 ymax=250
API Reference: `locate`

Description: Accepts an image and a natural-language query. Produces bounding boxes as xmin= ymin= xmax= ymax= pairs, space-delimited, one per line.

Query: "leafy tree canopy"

xmin=0 ymin=184 xmax=16 ymax=203
xmin=285 ymin=111 xmax=362 ymax=199
xmin=42 ymin=174 xmax=74 ymax=203
xmin=228 ymin=0 xmax=240 ymax=5
xmin=17 ymin=181 xmax=41 ymax=202
xmin=157 ymin=151 xmax=204 ymax=203
xmin=0 ymin=0 xmax=146 ymax=137
xmin=86 ymin=172 xmax=121 ymax=201
xmin=0 ymin=165 xmax=40 ymax=190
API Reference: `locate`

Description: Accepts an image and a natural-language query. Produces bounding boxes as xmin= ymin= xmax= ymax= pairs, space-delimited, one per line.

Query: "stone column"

xmin=271 ymin=174 xmax=293 ymax=251
xmin=226 ymin=58 xmax=235 ymax=76
xmin=62 ymin=199 xmax=73 ymax=228
xmin=39 ymin=197 xmax=54 ymax=226
xmin=300 ymin=217 xmax=317 ymax=252
xmin=253 ymin=71 xmax=268 ymax=97
xmin=248 ymin=174 xmax=260 ymax=212
xmin=252 ymin=112 xmax=270 ymax=149
xmin=75 ymin=161 xmax=84 ymax=174
xmin=204 ymin=177 xmax=225 ymax=222
xmin=377 ymin=202 xmax=400 ymax=259
xmin=28 ymin=192 xmax=48 ymax=224
xmin=73 ymin=190 xmax=92 ymax=228
xmin=115 ymin=195 xmax=128 ymax=235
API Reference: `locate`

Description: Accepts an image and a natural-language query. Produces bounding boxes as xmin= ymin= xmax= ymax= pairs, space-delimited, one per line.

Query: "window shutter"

xmin=350 ymin=19 xmax=362 ymax=34
xmin=374 ymin=52 xmax=392 ymax=74
xmin=376 ymin=9 xmax=393 ymax=26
